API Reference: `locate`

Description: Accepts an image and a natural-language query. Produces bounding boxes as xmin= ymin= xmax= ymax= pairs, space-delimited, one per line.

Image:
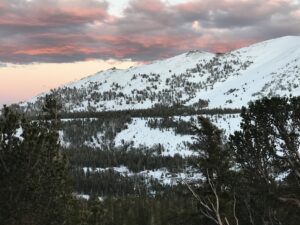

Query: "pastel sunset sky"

xmin=1 ymin=0 xmax=300 ymax=105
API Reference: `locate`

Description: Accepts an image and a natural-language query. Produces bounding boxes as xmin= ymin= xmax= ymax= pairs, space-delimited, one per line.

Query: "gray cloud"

xmin=0 ymin=0 xmax=299 ymax=63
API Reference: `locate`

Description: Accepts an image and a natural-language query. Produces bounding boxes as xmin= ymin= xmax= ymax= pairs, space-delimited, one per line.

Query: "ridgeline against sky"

xmin=0 ymin=0 xmax=300 ymax=105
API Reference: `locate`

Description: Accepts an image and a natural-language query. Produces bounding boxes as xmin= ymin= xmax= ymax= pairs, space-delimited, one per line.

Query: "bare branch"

xmin=233 ymin=192 xmax=239 ymax=225
xmin=278 ymin=197 xmax=300 ymax=208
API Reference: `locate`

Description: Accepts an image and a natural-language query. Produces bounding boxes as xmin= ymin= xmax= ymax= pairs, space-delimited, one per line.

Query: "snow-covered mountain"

xmin=15 ymin=36 xmax=300 ymax=188
xmin=22 ymin=36 xmax=300 ymax=112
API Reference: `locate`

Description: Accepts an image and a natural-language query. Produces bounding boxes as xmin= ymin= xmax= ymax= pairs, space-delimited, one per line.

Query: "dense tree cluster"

xmin=65 ymin=147 xmax=196 ymax=173
xmin=62 ymin=116 xmax=131 ymax=149
xmin=2 ymin=96 xmax=300 ymax=225
xmin=147 ymin=117 xmax=195 ymax=135
xmin=0 ymin=97 xmax=75 ymax=225
xmin=188 ymin=97 xmax=300 ymax=225
xmin=228 ymin=97 xmax=300 ymax=225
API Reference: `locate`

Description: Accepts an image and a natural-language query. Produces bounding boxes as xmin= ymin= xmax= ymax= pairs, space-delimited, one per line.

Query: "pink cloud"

xmin=0 ymin=0 xmax=299 ymax=63
xmin=292 ymin=9 xmax=300 ymax=18
xmin=0 ymin=0 xmax=109 ymax=27
xmin=14 ymin=46 xmax=100 ymax=56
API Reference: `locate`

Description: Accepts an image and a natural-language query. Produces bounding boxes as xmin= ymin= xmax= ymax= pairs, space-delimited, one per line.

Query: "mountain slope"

xmin=195 ymin=36 xmax=300 ymax=108
xmin=21 ymin=36 xmax=300 ymax=112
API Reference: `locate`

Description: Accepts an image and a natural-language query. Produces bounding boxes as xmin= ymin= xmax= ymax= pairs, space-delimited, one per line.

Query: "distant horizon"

xmin=1 ymin=0 xmax=300 ymax=106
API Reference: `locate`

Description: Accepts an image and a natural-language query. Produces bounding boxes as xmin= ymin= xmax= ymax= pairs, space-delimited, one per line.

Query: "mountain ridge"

xmin=21 ymin=36 xmax=300 ymax=112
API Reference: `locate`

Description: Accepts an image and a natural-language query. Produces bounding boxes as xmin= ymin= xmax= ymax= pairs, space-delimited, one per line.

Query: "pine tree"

xmin=188 ymin=116 xmax=238 ymax=225
xmin=190 ymin=116 xmax=231 ymax=189
xmin=229 ymin=97 xmax=300 ymax=225
xmin=0 ymin=97 xmax=74 ymax=225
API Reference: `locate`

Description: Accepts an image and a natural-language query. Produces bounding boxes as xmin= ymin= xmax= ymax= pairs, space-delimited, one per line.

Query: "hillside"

xmin=14 ymin=36 xmax=300 ymax=187
xmin=7 ymin=37 xmax=300 ymax=217
xmin=20 ymin=36 xmax=300 ymax=112
xmin=14 ymin=35 xmax=300 ymax=191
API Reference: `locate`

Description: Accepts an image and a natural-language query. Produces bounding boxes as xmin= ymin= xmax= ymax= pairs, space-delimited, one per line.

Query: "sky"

xmin=0 ymin=0 xmax=300 ymax=105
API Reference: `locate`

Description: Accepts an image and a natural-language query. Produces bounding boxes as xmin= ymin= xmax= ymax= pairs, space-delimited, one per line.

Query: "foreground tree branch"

xmin=183 ymin=170 xmax=239 ymax=225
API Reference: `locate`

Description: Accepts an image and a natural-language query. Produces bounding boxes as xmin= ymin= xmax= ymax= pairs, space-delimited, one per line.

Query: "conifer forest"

xmin=1 ymin=95 xmax=300 ymax=225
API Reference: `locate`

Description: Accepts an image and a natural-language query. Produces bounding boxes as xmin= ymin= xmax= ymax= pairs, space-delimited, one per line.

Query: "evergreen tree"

xmin=0 ymin=98 xmax=74 ymax=225
xmin=189 ymin=116 xmax=238 ymax=225
xmin=190 ymin=116 xmax=231 ymax=187
xmin=229 ymin=97 xmax=300 ymax=225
